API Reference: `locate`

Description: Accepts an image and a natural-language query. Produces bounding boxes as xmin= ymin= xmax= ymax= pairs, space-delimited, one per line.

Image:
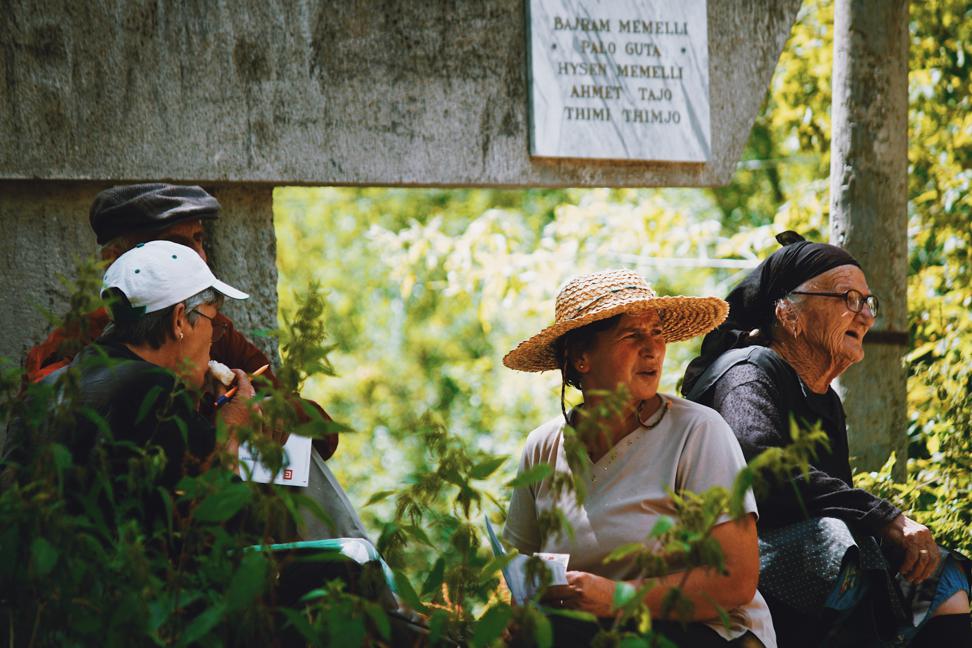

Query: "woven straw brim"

xmin=503 ymin=296 xmax=728 ymax=372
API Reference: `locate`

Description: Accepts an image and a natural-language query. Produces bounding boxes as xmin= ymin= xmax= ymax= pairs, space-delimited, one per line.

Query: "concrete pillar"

xmin=205 ymin=185 xmax=279 ymax=364
xmin=829 ymin=0 xmax=909 ymax=478
xmin=0 ymin=181 xmax=101 ymax=362
xmin=0 ymin=182 xmax=278 ymax=368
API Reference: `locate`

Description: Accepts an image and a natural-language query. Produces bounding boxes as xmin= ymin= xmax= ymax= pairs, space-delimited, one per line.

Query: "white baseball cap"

xmin=102 ymin=240 xmax=249 ymax=316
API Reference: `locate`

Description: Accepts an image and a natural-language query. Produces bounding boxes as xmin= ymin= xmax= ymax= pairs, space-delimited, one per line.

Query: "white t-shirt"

xmin=504 ymin=395 xmax=777 ymax=648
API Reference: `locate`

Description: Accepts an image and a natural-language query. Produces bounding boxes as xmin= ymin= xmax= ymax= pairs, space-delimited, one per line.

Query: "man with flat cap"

xmin=22 ymin=183 xmax=369 ymax=541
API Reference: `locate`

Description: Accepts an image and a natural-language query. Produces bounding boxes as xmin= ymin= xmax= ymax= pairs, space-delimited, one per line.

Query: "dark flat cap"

xmin=90 ymin=183 xmax=220 ymax=244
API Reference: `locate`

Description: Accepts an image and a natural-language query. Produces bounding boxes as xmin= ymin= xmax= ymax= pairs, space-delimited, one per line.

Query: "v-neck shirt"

xmin=504 ymin=394 xmax=774 ymax=646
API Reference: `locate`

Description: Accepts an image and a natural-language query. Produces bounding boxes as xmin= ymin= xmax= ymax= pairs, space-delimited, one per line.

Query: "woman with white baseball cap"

xmin=502 ymin=269 xmax=776 ymax=647
xmin=68 ymin=240 xmax=255 ymax=495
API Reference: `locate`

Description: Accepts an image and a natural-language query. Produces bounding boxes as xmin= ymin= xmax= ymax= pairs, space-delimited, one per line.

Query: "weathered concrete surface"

xmin=0 ymin=1 xmax=800 ymax=188
xmin=0 ymin=182 xmax=278 ymax=366
xmin=0 ymin=182 xmax=100 ymax=363
xmin=830 ymin=0 xmax=909 ymax=478
xmin=205 ymin=186 xmax=279 ymax=364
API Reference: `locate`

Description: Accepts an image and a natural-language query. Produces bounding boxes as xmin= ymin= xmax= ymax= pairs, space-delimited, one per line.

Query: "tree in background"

xmin=275 ymin=0 xmax=970 ymax=558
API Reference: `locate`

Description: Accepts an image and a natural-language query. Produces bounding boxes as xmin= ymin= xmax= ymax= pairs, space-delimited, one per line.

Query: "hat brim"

xmin=212 ymin=279 xmax=249 ymax=301
xmin=503 ymin=296 xmax=728 ymax=372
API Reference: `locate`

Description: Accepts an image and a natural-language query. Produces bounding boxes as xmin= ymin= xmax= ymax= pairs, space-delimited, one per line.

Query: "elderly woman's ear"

xmin=774 ymin=298 xmax=802 ymax=338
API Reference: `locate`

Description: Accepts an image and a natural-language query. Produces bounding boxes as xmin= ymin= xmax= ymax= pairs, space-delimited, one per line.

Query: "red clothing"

xmin=23 ymin=307 xmax=338 ymax=459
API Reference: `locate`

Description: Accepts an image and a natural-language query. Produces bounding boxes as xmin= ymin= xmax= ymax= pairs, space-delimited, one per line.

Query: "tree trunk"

xmin=829 ymin=0 xmax=909 ymax=479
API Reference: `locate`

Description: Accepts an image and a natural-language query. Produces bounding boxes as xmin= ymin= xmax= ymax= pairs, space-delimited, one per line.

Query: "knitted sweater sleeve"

xmin=711 ymin=364 xmax=900 ymax=534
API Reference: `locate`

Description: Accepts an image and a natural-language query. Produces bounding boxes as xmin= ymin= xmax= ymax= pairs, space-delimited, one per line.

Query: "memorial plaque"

xmin=527 ymin=0 xmax=710 ymax=162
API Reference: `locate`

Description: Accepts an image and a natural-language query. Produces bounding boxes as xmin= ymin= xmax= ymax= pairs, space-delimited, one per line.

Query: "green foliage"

xmin=0 ymin=260 xmax=370 ymax=647
xmin=893 ymin=0 xmax=972 ymax=554
xmin=270 ymin=1 xmax=969 ymax=642
xmin=2 ymin=1 xmax=967 ymax=646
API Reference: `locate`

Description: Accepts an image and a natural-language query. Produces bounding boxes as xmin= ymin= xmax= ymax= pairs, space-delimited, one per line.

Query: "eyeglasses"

xmin=789 ymin=289 xmax=879 ymax=317
xmin=191 ymin=309 xmax=229 ymax=342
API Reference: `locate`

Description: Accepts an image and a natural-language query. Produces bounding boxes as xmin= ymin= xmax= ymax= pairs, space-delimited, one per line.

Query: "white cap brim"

xmin=212 ymin=278 xmax=249 ymax=301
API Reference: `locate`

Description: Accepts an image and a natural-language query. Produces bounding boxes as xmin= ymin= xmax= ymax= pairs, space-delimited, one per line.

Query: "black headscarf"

xmin=681 ymin=231 xmax=861 ymax=395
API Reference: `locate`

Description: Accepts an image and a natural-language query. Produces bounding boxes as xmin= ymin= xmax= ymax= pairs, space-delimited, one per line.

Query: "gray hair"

xmin=770 ymin=275 xmax=823 ymax=339
xmin=103 ymin=288 xmax=224 ymax=349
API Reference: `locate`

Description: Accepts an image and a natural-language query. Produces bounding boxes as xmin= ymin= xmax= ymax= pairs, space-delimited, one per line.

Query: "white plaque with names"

xmin=527 ymin=0 xmax=710 ymax=162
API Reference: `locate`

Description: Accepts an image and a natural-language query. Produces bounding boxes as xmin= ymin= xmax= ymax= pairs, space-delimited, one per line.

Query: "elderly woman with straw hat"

xmin=502 ymin=269 xmax=777 ymax=647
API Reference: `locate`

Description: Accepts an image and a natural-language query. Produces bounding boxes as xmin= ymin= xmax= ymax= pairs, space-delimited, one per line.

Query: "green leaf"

xmin=703 ymin=592 xmax=732 ymax=630
xmin=364 ymin=602 xmax=392 ymax=641
xmin=297 ymin=588 xmax=329 ymax=604
xmin=402 ymin=523 xmax=434 ymax=547
xmin=157 ymin=486 xmax=175 ymax=538
xmin=507 ymin=463 xmax=552 ymax=488
xmin=30 ymin=537 xmax=58 ymax=577
xmin=180 ymin=603 xmax=225 ymax=645
xmin=421 ymin=557 xmax=446 ymax=596
xmin=603 ymin=542 xmax=645 ymax=564
xmin=428 ymin=609 xmax=449 ymax=645
xmin=135 ymin=385 xmax=164 ymax=424
xmin=479 ymin=553 xmax=516 ymax=583
xmin=226 ymin=552 xmax=268 ymax=611
xmin=472 ymin=603 xmax=513 ymax=647
xmin=612 ymin=580 xmax=637 ymax=610
xmin=280 ymin=608 xmax=317 ymax=643
xmin=193 ymin=483 xmax=252 ymax=523
xmin=730 ymin=468 xmax=755 ymax=518
xmin=649 ymin=515 xmax=675 ymax=537
xmin=528 ymin=605 xmax=553 ymax=648
xmin=392 ymin=569 xmax=428 ymax=613
xmin=294 ymin=418 xmax=353 ymax=439
xmin=470 ymin=456 xmax=506 ymax=480
xmin=50 ymin=442 xmax=73 ymax=471
xmin=364 ymin=489 xmax=396 ymax=506
xmin=546 ymin=608 xmax=598 ymax=623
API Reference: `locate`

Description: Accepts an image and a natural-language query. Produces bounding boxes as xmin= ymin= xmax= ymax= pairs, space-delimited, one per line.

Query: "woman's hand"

xmin=217 ymin=369 xmax=262 ymax=466
xmin=544 ymin=571 xmax=623 ymax=618
xmin=218 ymin=369 xmax=257 ymax=428
xmin=881 ymin=514 xmax=941 ymax=584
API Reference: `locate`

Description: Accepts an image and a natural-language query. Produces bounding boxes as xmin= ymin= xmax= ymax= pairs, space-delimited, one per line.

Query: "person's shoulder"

xmin=666 ymin=395 xmax=743 ymax=453
xmin=712 ymin=346 xmax=792 ymax=389
xmin=78 ymin=343 xmax=176 ymax=391
xmin=667 ymin=395 xmax=733 ymax=432
xmin=520 ymin=416 xmax=566 ymax=462
xmin=739 ymin=346 xmax=791 ymax=376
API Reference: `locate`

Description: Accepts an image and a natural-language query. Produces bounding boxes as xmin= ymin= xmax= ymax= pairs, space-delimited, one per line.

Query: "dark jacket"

xmin=2 ymin=341 xmax=218 ymax=532
xmin=23 ymin=307 xmax=338 ymax=460
xmin=62 ymin=341 xmax=216 ymax=492
xmin=684 ymin=345 xmax=901 ymax=535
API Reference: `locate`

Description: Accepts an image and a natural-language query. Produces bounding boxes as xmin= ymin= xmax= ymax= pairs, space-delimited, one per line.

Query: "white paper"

xmin=485 ymin=517 xmax=568 ymax=605
xmin=238 ymin=434 xmax=312 ymax=487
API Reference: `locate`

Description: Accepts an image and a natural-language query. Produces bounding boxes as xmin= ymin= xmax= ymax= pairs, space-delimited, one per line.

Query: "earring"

xmin=178 ymin=332 xmax=184 ymax=341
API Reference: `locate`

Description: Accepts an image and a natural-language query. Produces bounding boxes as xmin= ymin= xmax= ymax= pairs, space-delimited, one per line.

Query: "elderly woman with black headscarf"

xmin=503 ymin=269 xmax=776 ymax=647
xmin=682 ymin=233 xmax=970 ymax=647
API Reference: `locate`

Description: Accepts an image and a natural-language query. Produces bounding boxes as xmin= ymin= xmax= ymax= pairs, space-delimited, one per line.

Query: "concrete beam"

xmin=0 ymin=182 xmax=278 ymax=367
xmin=0 ymin=1 xmax=800 ymax=188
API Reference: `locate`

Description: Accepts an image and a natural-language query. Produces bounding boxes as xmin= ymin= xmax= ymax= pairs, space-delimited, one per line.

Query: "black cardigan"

xmin=684 ymin=345 xmax=900 ymax=535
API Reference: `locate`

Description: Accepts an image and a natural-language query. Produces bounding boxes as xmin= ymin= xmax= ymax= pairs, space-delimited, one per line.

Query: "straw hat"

xmin=503 ymin=269 xmax=728 ymax=372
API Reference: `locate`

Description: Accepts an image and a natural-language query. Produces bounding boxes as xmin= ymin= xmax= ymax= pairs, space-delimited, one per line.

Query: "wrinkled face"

xmin=791 ymin=265 xmax=876 ymax=366
xmin=181 ymin=303 xmax=219 ymax=389
xmin=576 ymin=311 xmax=667 ymax=402
xmin=157 ymin=219 xmax=208 ymax=263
